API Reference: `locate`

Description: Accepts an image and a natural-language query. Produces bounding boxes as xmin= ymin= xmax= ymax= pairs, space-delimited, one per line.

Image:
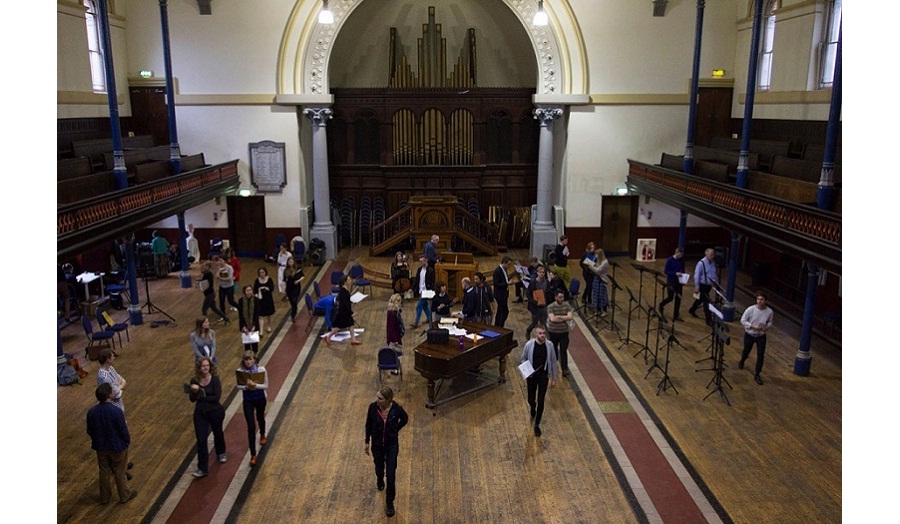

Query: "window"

xmin=756 ymin=1 xmax=778 ymax=91
xmin=84 ymin=0 xmax=107 ymax=93
xmin=818 ymin=0 xmax=842 ymax=88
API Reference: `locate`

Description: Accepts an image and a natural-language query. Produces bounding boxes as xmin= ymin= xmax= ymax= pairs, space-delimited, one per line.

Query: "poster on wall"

xmin=249 ymin=140 xmax=287 ymax=193
xmin=636 ymin=238 xmax=656 ymax=261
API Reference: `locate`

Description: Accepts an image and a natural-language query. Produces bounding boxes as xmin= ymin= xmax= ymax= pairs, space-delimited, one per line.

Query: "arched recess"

xmin=276 ymin=0 xmax=588 ymax=97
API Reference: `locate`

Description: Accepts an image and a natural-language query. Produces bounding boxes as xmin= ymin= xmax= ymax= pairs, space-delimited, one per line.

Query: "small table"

xmin=76 ymin=272 xmax=106 ymax=301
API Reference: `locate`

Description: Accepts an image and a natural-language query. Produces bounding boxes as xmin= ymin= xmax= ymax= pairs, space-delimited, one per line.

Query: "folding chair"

xmin=377 ymin=347 xmax=403 ymax=385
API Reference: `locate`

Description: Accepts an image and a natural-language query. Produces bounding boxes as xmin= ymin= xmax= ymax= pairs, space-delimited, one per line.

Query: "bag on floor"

xmin=57 ymin=355 xmax=80 ymax=386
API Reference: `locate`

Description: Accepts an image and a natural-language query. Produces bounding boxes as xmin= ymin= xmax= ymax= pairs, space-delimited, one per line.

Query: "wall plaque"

xmin=249 ymin=140 xmax=287 ymax=193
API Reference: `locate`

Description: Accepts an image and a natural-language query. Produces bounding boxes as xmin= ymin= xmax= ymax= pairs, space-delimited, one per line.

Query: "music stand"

xmin=656 ymin=329 xmax=680 ymax=396
xmin=616 ymin=286 xmax=642 ymax=350
xmin=695 ymin=303 xmax=725 ymax=368
xmin=702 ymin=320 xmax=732 ymax=405
xmin=630 ymin=262 xmax=653 ymax=318
xmin=140 ymin=268 xmax=175 ymax=322
xmin=604 ymin=274 xmax=623 ymax=336
xmin=644 ymin=312 xmax=667 ymax=379
xmin=609 ymin=261 xmax=624 ymax=313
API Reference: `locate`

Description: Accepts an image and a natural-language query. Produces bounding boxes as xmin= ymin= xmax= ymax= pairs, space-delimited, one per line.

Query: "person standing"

xmin=189 ymin=356 xmax=227 ymax=478
xmin=238 ymin=285 xmax=261 ymax=353
xmin=386 ymin=293 xmax=405 ymax=348
xmin=472 ymin=272 xmax=494 ymax=324
xmin=579 ymin=242 xmax=598 ymax=306
xmin=284 ymin=256 xmax=304 ymax=322
xmin=430 ymin=281 xmax=454 ymax=319
xmin=589 ymin=248 xmax=610 ymax=313
xmin=276 ymin=243 xmax=291 ymax=300
xmin=254 ymin=267 xmax=276 ymax=334
xmin=190 ymin=317 xmax=217 ymax=363
xmin=325 ymin=274 xmax=360 ymax=346
xmin=411 ymin=255 xmax=435 ymax=327
xmin=521 ymin=325 xmax=557 ymax=437
xmin=236 ymin=351 xmax=268 ymax=466
xmin=455 ymin=277 xmax=477 ymax=320
xmin=198 ymin=260 xmax=230 ymax=324
xmin=150 ymin=229 xmax=170 ymax=277
xmin=390 ymin=251 xmax=411 ymax=295
xmin=216 ymin=257 xmax=239 ymax=313
xmin=689 ymin=248 xmax=719 ymax=325
xmin=525 ymin=265 xmax=549 ymax=340
xmin=492 ymin=256 xmax=512 ymax=328
xmin=546 ymin=290 xmax=574 ymax=377
xmin=96 ymin=348 xmax=126 ymax=412
xmin=423 ymin=234 xmax=440 ymax=268
xmin=86 ymin=383 xmax=136 ymax=504
xmin=553 ymin=235 xmax=571 ymax=287
xmin=224 ymin=248 xmax=241 ymax=285
xmin=364 ymin=386 xmax=409 ymax=518
xmin=658 ymin=247 xmax=686 ymax=321
xmin=739 ymin=292 xmax=774 ymax=385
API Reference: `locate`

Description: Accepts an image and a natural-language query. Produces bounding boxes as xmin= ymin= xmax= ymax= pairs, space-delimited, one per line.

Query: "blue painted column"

xmin=682 ymin=0 xmax=705 ymax=176
xmin=735 ymin=0 xmax=764 ymax=189
xmin=124 ymin=234 xmax=143 ymax=325
xmin=158 ymin=0 xmax=192 ymax=289
xmin=817 ymin=24 xmax=841 ymax=212
xmin=796 ymin=24 xmax=841 ymax=376
xmin=97 ymin=0 xmax=127 ymax=190
xmin=720 ymin=232 xmax=740 ymax=321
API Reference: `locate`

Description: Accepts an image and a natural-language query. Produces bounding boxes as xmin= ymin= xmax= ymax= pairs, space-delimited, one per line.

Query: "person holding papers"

xmin=188 ymin=357 xmax=227 ymax=478
xmin=689 ymin=248 xmax=719 ymax=325
xmin=253 ymin=267 xmax=276 ymax=335
xmin=411 ymin=255 xmax=435 ymax=327
xmin=238 ymin=285 xmax=261 ymax=354
xmin=658 ymin=247 xmax=686 ymax=321
xmin=589 ymin=248 xmax=611 ymax=313
xmin=520 ymin=326 xmax=557 ymax=437
xmin=325 ymin=274 xmax=361 ymax=346
xmin=525 ymin=265 xmax=549 ymax=340
xmin=430 ymin=281 xmax=454 ymax=319
xmin=236 ymin=351 xmax=268 ymax=466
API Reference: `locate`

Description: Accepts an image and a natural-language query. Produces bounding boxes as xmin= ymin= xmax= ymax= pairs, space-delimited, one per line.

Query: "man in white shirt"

xmin=739 ymin=291 xmax=774 ymax=385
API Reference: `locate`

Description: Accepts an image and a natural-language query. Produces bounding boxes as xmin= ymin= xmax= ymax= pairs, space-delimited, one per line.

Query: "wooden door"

xmin=600 ymin=195 xmax=637 ymax=256
xmin=129 ymin=86 xmax=169 ymax=147
xmin=227 ymin=196 xmax=267 ymax=257
xmin=695 ymin=87 xmax=734 ymax=147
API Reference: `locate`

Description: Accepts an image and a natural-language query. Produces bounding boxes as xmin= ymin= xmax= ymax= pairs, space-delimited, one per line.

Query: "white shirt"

xmin=741 ymin=305 xmax=773 ymax=337
xmin=418 ymin=266 xmax=428 ymax=294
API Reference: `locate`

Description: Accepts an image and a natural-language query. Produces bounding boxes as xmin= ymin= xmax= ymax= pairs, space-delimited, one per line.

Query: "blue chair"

xmin=313 ymin=281 xmax=323 ymax=300
xmin=348 ymin=265 xmax=372 ymax=295
xmin=97 ymin=307 xmax=129 ymax=346
xmin=292 ymin=240 xmax=306 ymax=266
xmin=568 ymin=278 xmax=581 ymax=309
xmin=377 ymin=347 xmax=403 ymax=385
xmin=304 ymin=293 xmax=324 ymax=333
xmin=82 ymin=315 xmax=116 ymax=359
xmin=330 ymin=270 xmax=343 ymax=293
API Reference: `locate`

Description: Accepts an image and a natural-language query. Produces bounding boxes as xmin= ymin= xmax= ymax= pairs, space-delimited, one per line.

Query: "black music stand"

xmin=604 ymin=274 xmax=622 ymax=336
xmin=656 ymin=329 xmax=680 ymax=396
xmin=630 ymin=263 xmax=653 ymax=318
xmin=696 ymin=303 xmax=725 ymax=369
xmin=702 ymin=320 xmax=732 ymax=406
xmin=140 ymin=268 xmax=175 ymax=322
xmin=644 ymin=312 xmax=667 ymax=379
xmin=617 ymin=286 xmax=642 ymax=351
xmin=609 ymin=261 xmax=624 ymax=313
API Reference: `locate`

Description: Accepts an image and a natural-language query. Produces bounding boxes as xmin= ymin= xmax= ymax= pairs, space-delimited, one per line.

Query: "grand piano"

xmin=414 ymin=319 xmax=517 ymax=408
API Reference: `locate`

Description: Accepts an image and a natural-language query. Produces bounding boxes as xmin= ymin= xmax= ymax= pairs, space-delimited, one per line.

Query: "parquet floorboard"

xmin=56 ymin=248 xmax=841 ymax=523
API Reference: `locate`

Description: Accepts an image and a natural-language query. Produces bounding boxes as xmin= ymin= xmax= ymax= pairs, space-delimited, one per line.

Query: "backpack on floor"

xmin=57 ymin=355 xmax=81 ymax=386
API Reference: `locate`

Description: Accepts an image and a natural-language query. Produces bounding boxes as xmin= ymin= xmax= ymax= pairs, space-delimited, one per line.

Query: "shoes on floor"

xmin=215 ymin=318 xmax=225 ymax=323
xmin=689 ymin=309 xmax=699 ymax=318
xmin=351 ymin=341 xmax=363 ymax=346
xmin=754 ymin=375 xmax=763 ymax=385
xmin=127 ymin=461 xmax=134 ymax=470
xmin=126 ymin=472 xmax=133 ymax=481
xmin=534 ymin=425 xmax=542 ymax=437
xmin=377 ymin=478 xmax=385 ymax=491
xmin=412 ymin=322 xmax=419 ymax=328
xmin=217 ymin=453 xmax=227 ymax=463
xmin=249 ymin=456 xmax=257 ymax=466
xmin=738 ymin=359 xmax=745 ymax=369
xmin=230 ymin=307 xmax=238 ymax=312
xmin=561 ymin=369 xmax=569 ymax=377
xmin=324 ymin=337 xmax=332 ymax=347
xmin=673 ymin=316 xmax=683 ymax=322
xmin=385 ymin=503 xmax=395 ymax=517
xmin=267 ymin=327 xmax=272 ymax=333
xmin=192 ymin=469 xmax=208 ymax=478
xmin=120 ymin=490 xmax=137 ymax=504
xmin=530 ymin=406 xmax=536 ymax=420
xmin=259 ymin=435 xmax=267 ymax=446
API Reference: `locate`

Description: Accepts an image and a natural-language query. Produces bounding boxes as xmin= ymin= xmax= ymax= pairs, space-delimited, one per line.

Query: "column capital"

xmin=303 ymin=107 xmax=333 ymax=126
xmin=533 ymin=107 xmax=563 ymax=127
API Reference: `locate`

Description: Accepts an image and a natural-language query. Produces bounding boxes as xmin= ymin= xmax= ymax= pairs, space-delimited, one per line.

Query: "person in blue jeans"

xmin=364 ymin=386 xmax=409 ymax=518
xmin=411 ymin=255 xmax=434 ymax=327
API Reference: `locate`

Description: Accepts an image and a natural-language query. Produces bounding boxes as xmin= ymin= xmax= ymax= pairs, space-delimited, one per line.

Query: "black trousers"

xmin=690 ymin=283 xmax=713 ymax=323
xmin=526 ymin=369 xmax=550 ymax=426
xmin=494 ymin=297 xmax=509 ymax=328
xmin=548 ymin=331 xmax=570 ymax=371
xmin=659 ymin=283 xmax=682 ymax=318
xmin=219 ymin=285 xmax=239 ymax=312
xmin=372 ymin=443 xmax=400 ymax=505
xmin=202 ymin=292 xmax=228 ymax=321
xmin=741 ymin=333 xmax=767 ymax=376
xmin=243 ymin=397 xmax=267 ymax=456
xmin=193 ymin=407 xmax=226 ymax=473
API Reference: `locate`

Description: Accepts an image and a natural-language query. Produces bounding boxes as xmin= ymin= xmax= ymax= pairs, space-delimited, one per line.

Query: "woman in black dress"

xmin=324 ymin=274 xmax=360 ymax=346
xmin=283 ymin=256 xmax=304 ymax=322
xmin=253 ymin=267 xmax=276 ymax=335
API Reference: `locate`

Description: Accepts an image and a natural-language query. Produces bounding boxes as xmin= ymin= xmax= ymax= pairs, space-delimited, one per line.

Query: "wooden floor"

xmin=56 ymin=248 xmax=841 ymax=523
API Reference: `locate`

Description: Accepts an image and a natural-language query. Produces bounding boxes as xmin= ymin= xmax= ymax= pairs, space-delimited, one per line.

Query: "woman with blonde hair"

xmin=236 ymin=351 xmax=268 ymax=466
xmin=190 ymin=317 xmax=217 ymax=363
xmin=590 ymin=248 xmax=611 ymax=313
xmin=385 ymin=293 xmax=405 ymax=348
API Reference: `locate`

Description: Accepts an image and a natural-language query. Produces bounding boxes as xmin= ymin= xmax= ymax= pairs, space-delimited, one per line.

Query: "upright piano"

xmin=413 ymin=319 xmax=517 ymax=408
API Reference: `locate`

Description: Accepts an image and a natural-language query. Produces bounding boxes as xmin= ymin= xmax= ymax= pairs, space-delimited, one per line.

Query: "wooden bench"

xmin=58 ymin=157 xmax=94 ymax=181
xmin=693 ymin=159 xmax=730 ymax=183
xmin=57 ymin=171 xmax=117 ymax=205
xmin=103 ymin=145 xmax=171 ymax=171
xmin=693 ymin=146 xmax=759 ymax=172
xmin=770 ymin=155 xmax=841 ymax=185
xmin=133 ymin=160 xmax=172 ymax=184
xmin=180 ymin=153 xmax=206 ymax=172
xmin=801 ymin=143 xmax=841 ymax=164
xmin=659 ymin=152 xmax=684 ymax=171
xmin=72 ymin=135 xmax=156 ymax=169
xmin=709 ymin=137 xmax=790 ymax=170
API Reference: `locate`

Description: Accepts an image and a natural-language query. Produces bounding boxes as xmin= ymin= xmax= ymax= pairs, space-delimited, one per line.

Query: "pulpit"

xmin=435 ymin=252 xmax=477 ymax=299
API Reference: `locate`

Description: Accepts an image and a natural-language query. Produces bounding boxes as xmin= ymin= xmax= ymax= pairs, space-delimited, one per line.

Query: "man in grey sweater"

xmin=739 ymin=291 xmax=774 ymax=385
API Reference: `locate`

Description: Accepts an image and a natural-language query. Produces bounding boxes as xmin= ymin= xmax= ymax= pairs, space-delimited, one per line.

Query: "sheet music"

xmin=517 ymin=360 xmax=535 ymax=379
xmin=350 ymin=291 xmax=368 ymax=303
xmin=421 ymin=290 xmax=435 ymax=299
xmin=678 ymin=273 xmax=690 ymax=284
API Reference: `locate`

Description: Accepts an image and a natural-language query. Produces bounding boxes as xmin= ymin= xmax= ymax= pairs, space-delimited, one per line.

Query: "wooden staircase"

xmin=370 ymin=196 xmax=498 ymax=257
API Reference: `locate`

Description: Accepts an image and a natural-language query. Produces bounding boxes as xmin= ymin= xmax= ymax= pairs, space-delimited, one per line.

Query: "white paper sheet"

xmin=518 ymin=360 xmax=535 ymax=379
xmin=350 ymin=292 xmax=368 ymax=303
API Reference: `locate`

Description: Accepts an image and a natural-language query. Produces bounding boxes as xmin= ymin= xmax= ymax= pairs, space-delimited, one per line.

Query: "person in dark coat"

xmin=238 ymin=285 xmax=261 ymax=353
xmin=325 ymin=274 xmax=360 ymax=346
xmin=492 ymin=256 xmax=512 ymax=328
xmin=364 ymin=386 xmax=409 ymax=518
xmin=86 ymin=383 xmax=136 ymax=504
